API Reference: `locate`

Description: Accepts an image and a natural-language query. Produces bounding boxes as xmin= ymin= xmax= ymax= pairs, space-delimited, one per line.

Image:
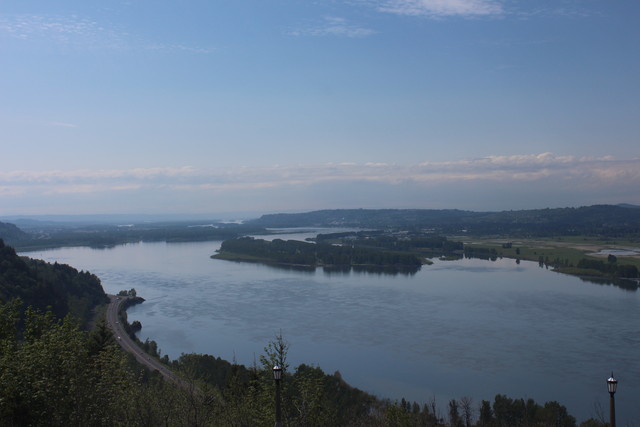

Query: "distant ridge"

xmin=617 ymin=203 xmax=640 ymax=209
xmin=249 ymin=205 xmax=640 ymax=236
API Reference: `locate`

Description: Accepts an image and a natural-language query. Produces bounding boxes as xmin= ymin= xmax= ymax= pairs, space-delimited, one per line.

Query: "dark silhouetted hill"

xmin=0 ymin=239 xmax=107 ymax=328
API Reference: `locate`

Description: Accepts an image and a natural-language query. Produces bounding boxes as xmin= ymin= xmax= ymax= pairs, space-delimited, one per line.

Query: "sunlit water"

xmin=23 ymin=234 xmax=640 ymax=423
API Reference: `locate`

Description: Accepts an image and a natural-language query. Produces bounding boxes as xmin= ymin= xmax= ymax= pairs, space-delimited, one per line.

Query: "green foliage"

xmin=0 ymin=302 xmax=137 ymax=426
xmin=215 ymin=236 xmax=422 ymax=273
xmin=252 ymin=205 xmax=640 ymax=237
xmin=0 ymin=300 xmax=586 ymax=426
xmin=484 ymin=394 xmax=576 ymax=427
xmin=315 ymin=231 xmax=464 ymax=253
xmin=169 ymin=334 xmax=381 ymax=426
xmin=7 ymin=205 xmax=640 ymax=253
xmin=479 ymin=399 xmax=493 ymax=425
xmin=464 ymin=246 xmax=499 ymax=261
xmin=259 ymin=330 xmax=290 ymax=374
xmin=576 ymin=258 xmax=639 ymax=278
xmin=174 ymin=353 xmax=248 ymax=389
xmin=449 ymin=399 xmax=463 ymax=427
xmin=0 ymin=240 xmax=108 ymax=328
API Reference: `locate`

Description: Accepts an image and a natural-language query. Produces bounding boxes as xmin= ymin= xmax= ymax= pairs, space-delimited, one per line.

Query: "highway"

xmin=105 ymin=294 xmax=185 ymax=386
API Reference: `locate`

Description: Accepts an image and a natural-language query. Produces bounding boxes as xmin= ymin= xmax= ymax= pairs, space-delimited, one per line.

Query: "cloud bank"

xmin=1 ymin=154 xmax=638 ymax=215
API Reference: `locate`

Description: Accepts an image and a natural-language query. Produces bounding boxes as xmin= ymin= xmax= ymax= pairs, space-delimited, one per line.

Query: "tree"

xmin=291 ymin=364 xmax=337 ymax=426
xmin=539 ymin=401 xmax=576 ymax=427
xmin=449 ymin=399 xmax=462 ymax=427
xmin=260 ymin=330 xmax=289 ymax=374
xmin=478 ymin=400 xmax=493 ymax=426
xmin=87 ymin=315 xmax=116 ymax=355
xmin=0 ymin=303 xmax=137 ymax=425
xmin=459 ymin=396 xmax=474 ymax=427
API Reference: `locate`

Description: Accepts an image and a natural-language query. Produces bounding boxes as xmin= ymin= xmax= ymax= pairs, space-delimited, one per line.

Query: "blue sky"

xmin=1 ymin=0 xmax=639 ymax=216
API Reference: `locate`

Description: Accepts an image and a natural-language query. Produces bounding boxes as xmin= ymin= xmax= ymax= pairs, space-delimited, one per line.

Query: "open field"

xmin=455 ymin=235 xmax=640 ymax=270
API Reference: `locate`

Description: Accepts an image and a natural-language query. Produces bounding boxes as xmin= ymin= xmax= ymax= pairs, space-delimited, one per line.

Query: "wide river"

xmin=23 ymin=230 xmax=640 ymax=423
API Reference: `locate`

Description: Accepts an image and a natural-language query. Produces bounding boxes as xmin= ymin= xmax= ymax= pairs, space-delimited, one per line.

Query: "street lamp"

xmin=607 ymin=372 xmax=618 ymax=427
xmin=273 ymin=365 xmax=283 ymax=427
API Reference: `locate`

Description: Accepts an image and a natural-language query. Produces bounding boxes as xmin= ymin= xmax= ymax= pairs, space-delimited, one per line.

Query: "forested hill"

xmin=0 ymin=239 xmax=107 ymax=328
xmin=250 ymin=205 xmax=640 ymax=236
xmin=0 ymin=221 xmax=28 ymax=245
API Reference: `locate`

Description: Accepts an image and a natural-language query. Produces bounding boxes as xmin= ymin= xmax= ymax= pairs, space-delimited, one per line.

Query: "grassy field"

xmin=454 ymin=235 xmax=640 ymax=271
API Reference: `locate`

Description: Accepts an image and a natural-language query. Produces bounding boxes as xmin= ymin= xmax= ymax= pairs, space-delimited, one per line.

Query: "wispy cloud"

xmin=0 ymin=166 xmax=197 ymax=185
xmin=360 ymin=0 xmax=595 ymax=19
xmin=143 ymin=43 xmax=217 ymax=54
xmin=1 ymin=154 xmax=638 ymax=214
xmin=47 ymin=121 xmax=78 ymax=128
xmin=0 ymin=14 xmax=126 ymax=49
xmin=0 ymin=14 xmax=215 ymax=53
xmin=1 ymin=154 xmax=638 ymax=194
xmin=513 ymin=5 xmax=598 ymax=20
xmin=289 ymin=17 xmax=375 ymax=38
xmin=374 ymin=0 xmax=504 ymax=17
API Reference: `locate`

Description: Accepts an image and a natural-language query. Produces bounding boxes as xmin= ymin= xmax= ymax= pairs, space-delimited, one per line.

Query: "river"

xmin=22 ymin=232 xmax=640 ymax=423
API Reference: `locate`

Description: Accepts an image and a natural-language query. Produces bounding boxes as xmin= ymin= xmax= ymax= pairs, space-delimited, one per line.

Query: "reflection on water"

xmin=235 ymin=261 xmax=420 ymax=275
xmin=22 ymin=238 xmax=640 ymax=423
xmin=579 ymin=276 xmax=639 ymax=291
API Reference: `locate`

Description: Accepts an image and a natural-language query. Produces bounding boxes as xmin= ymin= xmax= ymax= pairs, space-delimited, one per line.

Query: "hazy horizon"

xmin=2 ymin=202 xmax=638 ymax=228
xmin=2 ymin=1 xmax=639 ymax=216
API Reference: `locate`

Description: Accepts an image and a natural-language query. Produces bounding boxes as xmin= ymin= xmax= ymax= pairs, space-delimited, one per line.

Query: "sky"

xmin=1 ymin=0 xmax=639 ymax=217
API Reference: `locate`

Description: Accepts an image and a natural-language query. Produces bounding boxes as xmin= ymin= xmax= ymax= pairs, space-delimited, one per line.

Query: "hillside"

xmin=0 ymin=239 xmax=108 ymax=328
xmin=250 ymin=205 xmax=640 ymax=236
xmin=0 ymin=221 xmax=29 ymax=245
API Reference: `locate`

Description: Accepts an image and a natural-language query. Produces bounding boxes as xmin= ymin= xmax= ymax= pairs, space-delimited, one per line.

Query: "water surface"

xmin=24 ymin=236 xmax=640 ymax=423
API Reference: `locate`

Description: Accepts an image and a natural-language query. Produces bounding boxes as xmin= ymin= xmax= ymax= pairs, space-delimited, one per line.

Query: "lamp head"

xmin=607 ymin=372 xmax=618 ymax=395
xmin=273 ymin=365 xmax=283 ymax=381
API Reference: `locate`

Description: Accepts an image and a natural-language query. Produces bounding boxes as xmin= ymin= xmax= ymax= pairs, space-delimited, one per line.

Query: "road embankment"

xmin=105 ymin=295 xmax=186 ymax=386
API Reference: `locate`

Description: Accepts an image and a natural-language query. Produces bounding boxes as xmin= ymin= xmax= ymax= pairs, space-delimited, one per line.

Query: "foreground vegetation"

xmin=2 ymin=298 xmax=609 ymax=426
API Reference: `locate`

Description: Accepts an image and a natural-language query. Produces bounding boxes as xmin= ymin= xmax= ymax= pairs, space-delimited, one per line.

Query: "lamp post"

xmin=607 ymin=372 xmax=617 ymax=427
xmin=273 ymin=365 xmax=283 ymax=427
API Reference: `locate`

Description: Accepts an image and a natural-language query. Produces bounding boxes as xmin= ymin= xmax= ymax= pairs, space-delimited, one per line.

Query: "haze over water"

xmin=24 ymin=232 xmax=640 ymax=424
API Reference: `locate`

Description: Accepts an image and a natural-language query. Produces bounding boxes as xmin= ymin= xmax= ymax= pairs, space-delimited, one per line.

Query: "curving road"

xmin=106 ymin=294 xmax=185 ymax=386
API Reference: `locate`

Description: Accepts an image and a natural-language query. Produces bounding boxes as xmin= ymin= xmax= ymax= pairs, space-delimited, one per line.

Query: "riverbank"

xmin=458 ymin=236 xmax=640 ymax=282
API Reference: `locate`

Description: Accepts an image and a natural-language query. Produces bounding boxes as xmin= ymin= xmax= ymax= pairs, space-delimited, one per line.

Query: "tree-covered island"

xmin=212 ymin=236 xmax=426 ymax=273
xmin=211 ymin=233 xmax=467 ymax=274
xmin=246 ymin=206 xmax=640 ymax=281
